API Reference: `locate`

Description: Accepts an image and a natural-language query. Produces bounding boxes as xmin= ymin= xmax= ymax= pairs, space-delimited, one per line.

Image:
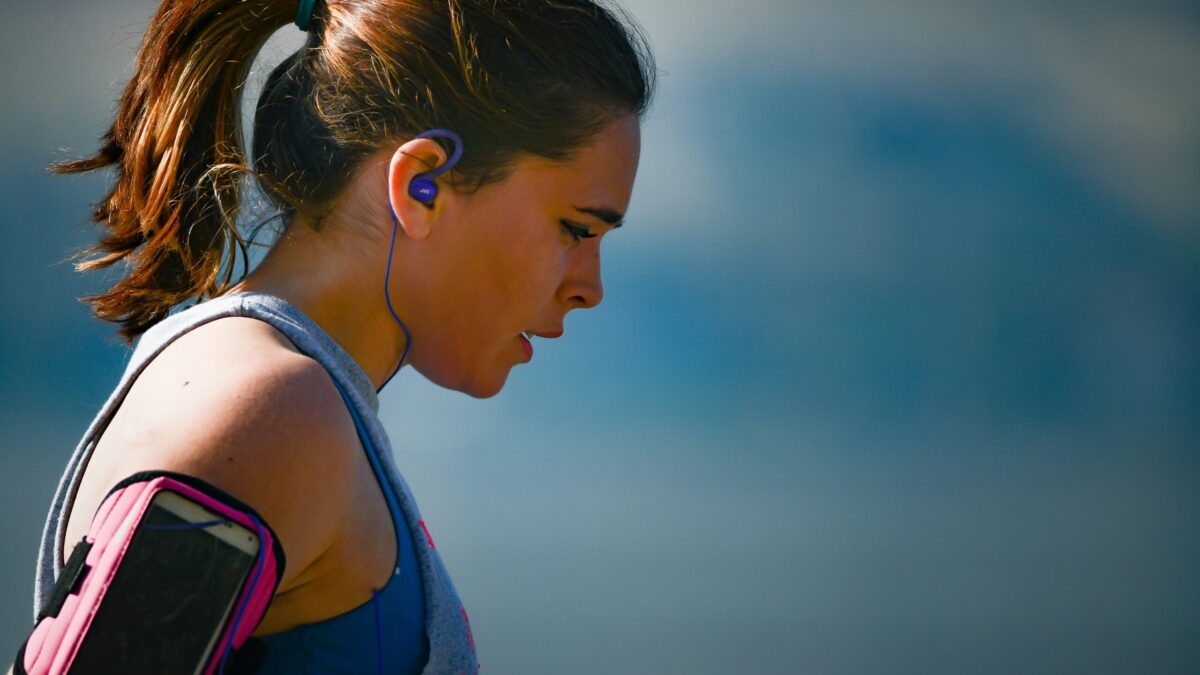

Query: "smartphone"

xmin=67 ymin=489 xmax=261 ymax=675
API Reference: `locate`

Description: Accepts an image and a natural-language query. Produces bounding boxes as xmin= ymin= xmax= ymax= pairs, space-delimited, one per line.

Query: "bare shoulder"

xmin=85 ymin=316 xmax=359 ymax=591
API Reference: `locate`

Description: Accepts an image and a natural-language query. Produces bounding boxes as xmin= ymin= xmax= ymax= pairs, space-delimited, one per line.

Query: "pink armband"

xmin=15 ymin=471 xmax=286 ymax=675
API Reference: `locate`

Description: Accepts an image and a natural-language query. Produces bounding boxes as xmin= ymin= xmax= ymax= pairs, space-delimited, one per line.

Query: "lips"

xmin=517 ymin=333 xmax=533 ymax=361
xmin=517 ymin=328 xmax=561 ymax=363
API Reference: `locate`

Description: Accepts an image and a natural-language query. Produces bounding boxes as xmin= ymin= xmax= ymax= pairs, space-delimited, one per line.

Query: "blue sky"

xmin=2 ymin=1 xmax=1198 ymax=672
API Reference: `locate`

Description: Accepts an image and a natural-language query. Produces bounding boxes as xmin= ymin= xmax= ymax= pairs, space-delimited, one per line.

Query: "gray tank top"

xmin=31 ymin=291 xmax=479 ymax=674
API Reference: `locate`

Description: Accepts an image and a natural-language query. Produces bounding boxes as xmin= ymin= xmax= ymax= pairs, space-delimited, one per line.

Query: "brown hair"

xmin=54 ymin=0 xmax=656 ymax=342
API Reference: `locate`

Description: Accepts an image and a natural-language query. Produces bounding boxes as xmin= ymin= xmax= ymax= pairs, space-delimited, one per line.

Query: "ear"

xmin=386 ymin=138 xmax=450 ymax=241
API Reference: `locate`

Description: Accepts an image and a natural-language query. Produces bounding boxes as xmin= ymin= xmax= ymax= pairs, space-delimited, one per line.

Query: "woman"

xmin=22 ymin=0 xmax=654 ymax=672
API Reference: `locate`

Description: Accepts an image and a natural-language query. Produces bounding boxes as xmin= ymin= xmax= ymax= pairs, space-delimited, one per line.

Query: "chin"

xmin=462 ymin=372 xmax=510 ymax=399
xmin=464 ymin=384 xmax=504 ymax=399
xmin=417 ymin=363 xmax=510 ymax=399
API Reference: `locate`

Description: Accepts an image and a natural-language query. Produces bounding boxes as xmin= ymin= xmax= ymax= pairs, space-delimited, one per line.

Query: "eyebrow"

xmin=573 ymin=205 xmax=625 ymax=228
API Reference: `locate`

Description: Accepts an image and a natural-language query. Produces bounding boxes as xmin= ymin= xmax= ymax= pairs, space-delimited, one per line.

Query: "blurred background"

xmin=3 ymin=0 xmax=1198 ymax=672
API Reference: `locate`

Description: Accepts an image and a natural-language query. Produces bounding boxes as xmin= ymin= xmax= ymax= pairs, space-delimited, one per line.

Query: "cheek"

xmin=487 ymin=236 xmax=561 ymax=308
xmin=447 ymin=251 xmax=534 ymax=344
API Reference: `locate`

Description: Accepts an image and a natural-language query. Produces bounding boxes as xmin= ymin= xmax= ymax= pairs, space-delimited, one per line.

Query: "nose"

xmin=560 ymin=247 xmax=604 ymax=310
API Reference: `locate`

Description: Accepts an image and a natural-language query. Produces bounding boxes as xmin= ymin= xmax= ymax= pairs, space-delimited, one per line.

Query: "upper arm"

xmin=111 ymin=351 xmax=357 ymax=594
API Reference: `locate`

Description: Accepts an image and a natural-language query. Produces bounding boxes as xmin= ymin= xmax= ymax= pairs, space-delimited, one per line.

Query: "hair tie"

xmin=295 ymin=0 xmax=318 ymax=31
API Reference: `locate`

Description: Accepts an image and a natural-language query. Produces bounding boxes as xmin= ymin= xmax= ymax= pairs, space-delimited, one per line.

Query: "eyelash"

xmin=560 ymin=220 xmax=597 ymax=243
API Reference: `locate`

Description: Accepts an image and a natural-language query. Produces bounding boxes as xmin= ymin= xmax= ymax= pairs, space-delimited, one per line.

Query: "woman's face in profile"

xmin=401 ymin=113 xmax=642 ymax=398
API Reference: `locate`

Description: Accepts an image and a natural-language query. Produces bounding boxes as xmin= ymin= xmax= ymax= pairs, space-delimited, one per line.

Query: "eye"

xmin=560 ymin=220 xmax=597 ymax=243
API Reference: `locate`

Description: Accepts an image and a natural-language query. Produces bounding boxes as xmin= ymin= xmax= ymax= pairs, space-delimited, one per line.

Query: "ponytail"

xmin=53 ymin=0 xmax=294 ymax=342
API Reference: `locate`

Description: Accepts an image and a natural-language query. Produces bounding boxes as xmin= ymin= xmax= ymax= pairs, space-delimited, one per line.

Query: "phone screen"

xmin=69 ymin=499 xmax=258 ymax=674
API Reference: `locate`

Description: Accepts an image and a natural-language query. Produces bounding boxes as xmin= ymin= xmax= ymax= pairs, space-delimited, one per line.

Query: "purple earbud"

xmin=378 ymin=128 xmax=464 ymax=393
xmin=407 ymin=128 xmax=464 ymax=206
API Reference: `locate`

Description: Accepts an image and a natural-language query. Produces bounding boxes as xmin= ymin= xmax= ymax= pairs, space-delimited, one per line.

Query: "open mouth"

xmin=518 ymin=332 xmax=533 ymax=361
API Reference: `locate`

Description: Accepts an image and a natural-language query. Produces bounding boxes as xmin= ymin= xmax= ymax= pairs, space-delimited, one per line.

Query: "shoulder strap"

xmin=325 ymin=376 xmax=405 ymax=528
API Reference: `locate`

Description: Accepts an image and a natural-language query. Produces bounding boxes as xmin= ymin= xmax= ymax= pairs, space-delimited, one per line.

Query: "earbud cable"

xmin=378 ymin=209 xmax=412 ymax=393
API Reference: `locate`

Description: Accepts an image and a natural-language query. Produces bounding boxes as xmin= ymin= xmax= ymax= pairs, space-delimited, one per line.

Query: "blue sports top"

xmin=33 ymin=292 xmax=480 ymax=674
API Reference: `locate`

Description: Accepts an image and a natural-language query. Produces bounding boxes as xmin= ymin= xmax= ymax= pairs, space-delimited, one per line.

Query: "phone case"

xmin=14 ymin=470 xmax=286 ymax=675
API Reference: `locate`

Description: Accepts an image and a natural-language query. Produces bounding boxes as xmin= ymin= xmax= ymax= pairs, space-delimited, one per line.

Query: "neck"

xmin=226 ymin=215 xmax=409 ymax=391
